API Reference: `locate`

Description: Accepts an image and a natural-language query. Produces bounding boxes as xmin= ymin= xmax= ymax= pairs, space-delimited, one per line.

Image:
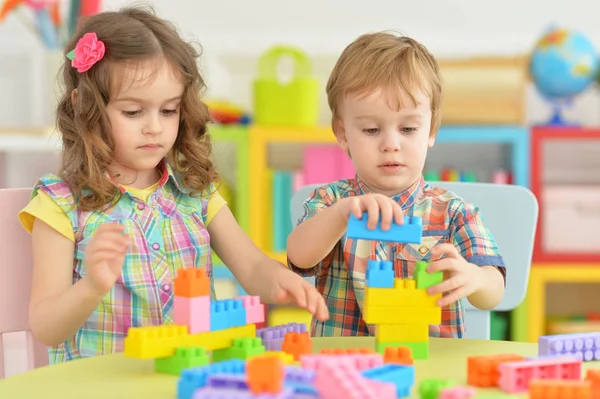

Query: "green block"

xmin=212 ymin=337 xmax=265 ymax=362
xmin=154 ymin=347 xmax=209 ymax=375
xmin=376 ymin=341 xmax=429 ymax=360
xmin=414 ymin=261 xmax=443 ymax=290
xmin=418 ymin=378 xmax=455 ymax=399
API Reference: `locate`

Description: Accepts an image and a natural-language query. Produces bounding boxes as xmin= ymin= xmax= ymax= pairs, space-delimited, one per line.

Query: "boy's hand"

xmin=268 ymin=267 xmax=329 ymax=322
xmin=425 ymin=244 xmax=485 ymax=307
xmin=83 ymin=223 xmax=130 ymax=296
xmin=339 ymin=193 xmax=404 ymax=231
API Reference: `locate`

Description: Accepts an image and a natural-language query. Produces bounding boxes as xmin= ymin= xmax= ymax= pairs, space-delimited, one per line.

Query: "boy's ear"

xmin=428 ymin=134 xmax=436 ymax=148
xmin=333 ymin=117 xmax=349 ymax=152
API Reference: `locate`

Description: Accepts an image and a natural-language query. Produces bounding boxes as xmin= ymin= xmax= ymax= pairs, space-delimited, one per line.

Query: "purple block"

xmin=539 ymin=332 xmax=600 ymax=362
xmin=256 ymin=323 xmax=307 ymax=352
xmin=208 ymin=374 xmax=248 ymax=390
xmin=193 ymin=387 xmax=294 ymax=399
xmin=284 ymin=367 xmax=315 ymax=384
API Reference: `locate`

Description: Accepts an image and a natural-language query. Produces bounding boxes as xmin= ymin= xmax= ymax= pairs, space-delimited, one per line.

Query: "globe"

xmin=529 ymin=27 xmax=599 ymax=125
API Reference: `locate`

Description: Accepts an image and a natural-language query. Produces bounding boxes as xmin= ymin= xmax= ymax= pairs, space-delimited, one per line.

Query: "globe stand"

xmin=541 ymin=98 xmax=579 ymax=127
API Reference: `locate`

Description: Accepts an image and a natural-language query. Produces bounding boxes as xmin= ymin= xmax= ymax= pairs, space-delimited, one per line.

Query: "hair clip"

xmin=66 ymin=32 xmax=105 ymax=73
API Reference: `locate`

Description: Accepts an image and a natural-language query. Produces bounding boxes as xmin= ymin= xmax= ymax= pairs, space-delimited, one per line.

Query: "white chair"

xmin=290 ymin=182 xmax=538 ymax=340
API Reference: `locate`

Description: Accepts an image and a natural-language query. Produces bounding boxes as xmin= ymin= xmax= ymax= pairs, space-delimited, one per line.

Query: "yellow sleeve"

xmin=206 ymin=189 xmax=227 ymax=226
xmin=18 ymin=190 xmax=75 ymax=242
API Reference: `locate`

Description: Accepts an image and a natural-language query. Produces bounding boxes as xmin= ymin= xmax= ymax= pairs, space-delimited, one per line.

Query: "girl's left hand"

xmin=425 ymin=244 xmax=485 ymax=307
xmin=268 ymin=267 xmax=329 ymax=321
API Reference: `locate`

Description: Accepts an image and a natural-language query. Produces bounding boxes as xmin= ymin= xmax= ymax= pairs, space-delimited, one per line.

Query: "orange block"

xmin=320 ymin=347 xmax=373 ymax=355
xmin=247 ymin=356 xmax=284 ymax=394
xmin=467 ymin=354 xmax=525 ymax=387
xmin=529 ymin=379 xmax=591 ymax=399
xmin=586 ymin=369 xmax=600 ymax=399
xmin=383 ymin=346 xmax=413 ymax=365
xmin=282 ymin=331 xmax=312 ymax=361
xmin=174 ymin=268 xmax=210 ymax=297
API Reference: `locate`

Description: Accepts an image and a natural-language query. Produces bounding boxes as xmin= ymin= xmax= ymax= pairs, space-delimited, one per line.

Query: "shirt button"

xmin=162 ymin=284 xmax=171 ymax=292
xmin=137 ymin=203 xmax=145 ymax=210
xmin=152 ymin=243 xmax=160 ymax=250
xmin=418 ymin=246 xmax=428 ymax=254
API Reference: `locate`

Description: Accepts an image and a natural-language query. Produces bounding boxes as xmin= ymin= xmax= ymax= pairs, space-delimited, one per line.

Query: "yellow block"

xmin=253 ymin=351 xmax=295 ymax=365
xmin=364 ymin=305 xmax=441 ymax=325
xmin=375 ymin=324 xmax=429 ymax=342
xmin=124 ymin=324 xmax=256 ymax=359
xmin=365 ymin=278 xmax=440 ymax=308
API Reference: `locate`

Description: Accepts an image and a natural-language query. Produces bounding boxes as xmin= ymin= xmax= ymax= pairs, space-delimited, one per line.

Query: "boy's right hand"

xmin=83 ymin=223 xmax=130 ymax=295
xmin=338 ymin=194 xmax=404 ymax=231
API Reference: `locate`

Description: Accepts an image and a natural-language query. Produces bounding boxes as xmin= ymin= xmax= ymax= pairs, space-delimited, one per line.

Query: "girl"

xmin=18 ymin=6 xmax=328 ymax=364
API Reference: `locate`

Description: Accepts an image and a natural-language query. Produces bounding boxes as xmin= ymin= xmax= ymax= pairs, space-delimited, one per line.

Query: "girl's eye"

xmin=123 ymin=110 xmax=141 ymax=117
xmin=162 ymin=109 xmax=178 ymax=115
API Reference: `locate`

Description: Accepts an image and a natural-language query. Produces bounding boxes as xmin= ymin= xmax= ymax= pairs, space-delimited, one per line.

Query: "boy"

xmin=286 ymin=32 xmax=506 ymax=338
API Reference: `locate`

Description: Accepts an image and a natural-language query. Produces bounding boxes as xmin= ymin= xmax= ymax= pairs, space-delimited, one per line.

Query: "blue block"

xmin=177 ymin=360 xmax=246 ymax=399
xmin=362 ymin=364 xmax=415 ymax=398
xmin=210 ymin=299 xmax=247 ymax=331
xmin=347 ymin=214 xmax=422 ymax=244
xmin=366 ymin=260 xmax=394 ymax=288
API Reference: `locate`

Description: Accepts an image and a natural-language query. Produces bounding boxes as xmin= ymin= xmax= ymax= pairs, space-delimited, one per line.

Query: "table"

xmin=0 ymin=337 xmax=598 ymax=398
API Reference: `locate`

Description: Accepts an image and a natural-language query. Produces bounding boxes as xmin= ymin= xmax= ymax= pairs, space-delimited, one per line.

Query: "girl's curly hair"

xmin=56 ymin=5 xmax=218 ymax=211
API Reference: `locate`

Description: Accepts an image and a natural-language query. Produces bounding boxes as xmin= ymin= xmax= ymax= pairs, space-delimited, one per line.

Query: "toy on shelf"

xmin=252 ymin=45 xmax=319 ymax=127
xmin=205 ymin=99 xmax=251 ymax=125
xmin=529 ymin=26 xmax=599 ymax=126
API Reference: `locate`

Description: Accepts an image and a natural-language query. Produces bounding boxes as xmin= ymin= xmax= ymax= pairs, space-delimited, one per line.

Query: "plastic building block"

xmin=414 ymin=261 xmax=443 ymax=290
xmin=256 ymin=323 xmax=307 ymax=351
xmin=586 ymin=369 xmax=600 ymax=399
xmin=125 ymin=324 xmax=255 ymax=359
xmin=247 ymin=356 xmax=285 ymax=394
xmin=193 ymin=387 xmax=294 ymax=398
xmin=255 ymin=351 xmax=295 ymax=365
xmin=174 ymin=267 xmax=210 ymax=298
xmin=210 ymin=299 xmax=247 ymax=331
xmin=155 ymin=346 xmax=210 ymax=375
xmin=376 ymin=341 xmax=428 ymax=360
xmin=347 ymin=214 xmax=423 ymax=244
xmin=361 ymin=364 xmax=415 ymax=398
xmin=281 ymin=331 xmax=312 ymax=361
xmin=529 ymin=379 xmax=591 ymax=399
xmin=301 ymin=353 xmax=384 ymax=371
xmin=538 ymin=332 xmax=600 ymax=361
xmin=207 ymin=373 xmax=248 ymax=390
xmin=314 ymin=359 xmax=396 ymax=399
xmin=364 ymin=304 xmax=441 ymax=325
xmin=376 ymin=324 xmax=429 ymax=343
xmin=467 ymin=353 xmax=524 ymax=387
xmin=211 ymin=337 xmax=266 ymax=362
xmin=365 ymin=260 xmax=394 ymax=288
xmin=382 ymin=346 xmax=413 ymax=365
xmin=320 ymin=347 xmax=373 ymax=355
xmin=284 ymin=366 xmax=317 ymax=396
xmin=498 ymin=355 xmax=582 ymax=393
xmin=177 ymin=359 xmax=246 ymax=399
xmin=175 ymin=296 xmax=210 ymax=334
xmin=419 ymin=378 xmax=456 ymax=399
xmin=438 ymin=386 xmax=476 ymax=399
xmin=235 ymin=295 xmax=265 ymax=325
xmin=366 ymin=278 xmax=440 ymax=308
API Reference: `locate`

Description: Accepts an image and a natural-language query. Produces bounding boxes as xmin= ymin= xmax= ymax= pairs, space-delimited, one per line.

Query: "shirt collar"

xmin=106 ymin=159 xmax=188 ymax=194
xmin=354 ymin=174 xmax=424 ymax=210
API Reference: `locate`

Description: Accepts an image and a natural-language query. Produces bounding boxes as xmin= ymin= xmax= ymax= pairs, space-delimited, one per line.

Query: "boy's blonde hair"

xmin=326 ymin=32 xmax=443 ymax=136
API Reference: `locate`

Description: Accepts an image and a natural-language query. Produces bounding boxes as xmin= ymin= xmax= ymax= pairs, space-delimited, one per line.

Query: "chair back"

xmin=0 ymin=188 xmax=49 ymax=378
xmin=290 ymin=182 xmax=538 ymax=340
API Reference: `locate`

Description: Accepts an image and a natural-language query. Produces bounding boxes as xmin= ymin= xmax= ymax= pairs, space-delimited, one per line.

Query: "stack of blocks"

xmin=123 ymin=267 xmax=266 ymax=374
xmin=347 ymin=214 xmax=443 ymax=360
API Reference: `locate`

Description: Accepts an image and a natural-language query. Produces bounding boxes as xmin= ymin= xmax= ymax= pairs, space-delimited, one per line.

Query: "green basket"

xmin=253 ymin=45 xmax=319 ymax=127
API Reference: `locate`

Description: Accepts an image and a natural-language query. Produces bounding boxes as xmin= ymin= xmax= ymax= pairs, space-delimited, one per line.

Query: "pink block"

xmin=300 ymin=353 xmax=383 ymax=371
xmin=339 ymin=150 xmax=355 ymax=179
xmin=439 ymin=386 xmax=476 ymax=398
xmin=498 ymin=355 xmax=581 ymax=393
xmin=174 ymin=296 xmax=210 ymax=334
xmin=235 ymin=295 xmax=265 ymax=324
xmin=303 ymin=146 xmax=338 ymax=184
xmin=293 ymin=171 xmax=305 ymax=192
xmin=314 ymin=359 xmax=395 ymax=399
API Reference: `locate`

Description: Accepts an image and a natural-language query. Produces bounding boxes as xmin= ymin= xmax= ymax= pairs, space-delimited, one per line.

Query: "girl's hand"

xmin=338 ymin=193 xmax=404 ymax=231
xmin=83 ymin=223 xmax=130 ymax=295
xmin=268 ymin=267 xmax=329 ymax=321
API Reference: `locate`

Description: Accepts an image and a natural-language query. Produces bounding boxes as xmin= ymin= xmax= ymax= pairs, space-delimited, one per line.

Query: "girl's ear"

xmin=71 ymin=89 xmax=78 ymax=106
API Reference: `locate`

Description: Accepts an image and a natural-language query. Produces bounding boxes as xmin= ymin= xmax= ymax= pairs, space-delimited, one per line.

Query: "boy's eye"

xmin=401 ymin=127 xmax=417 ymax=133
xmin=363 ymin=128 xmax=379 ymax=134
